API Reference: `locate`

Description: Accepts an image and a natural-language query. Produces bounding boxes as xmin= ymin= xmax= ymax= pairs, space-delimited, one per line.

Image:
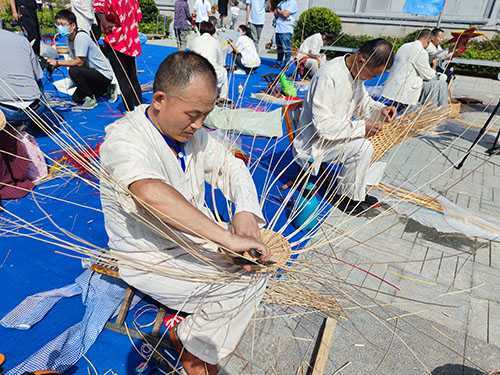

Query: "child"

xmin=229 ymin=0 xmax=239 ymax=30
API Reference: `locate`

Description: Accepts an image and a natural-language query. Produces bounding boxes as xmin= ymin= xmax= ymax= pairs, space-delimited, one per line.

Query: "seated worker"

xmin=382 ymin=29 xmax=448 ymax=111
xmin=230 ymin=25 xmax=261 ymax=73
xmin=293 ymin=39 xmax=396 ymax=215
xmin=0 ymin=29 xmax=48 ymax=126
xmin=427 ymin=27 xmax=454 ymax=82
xmin=47 ymin=10 xmax=115 ymax=109
xmin=296 ymin=31 xmax=334 ymax=78
xmin=99 ymin=51 xmax=271 ymax=375
xmin=188 ymin=21 xmax=229 ymax=99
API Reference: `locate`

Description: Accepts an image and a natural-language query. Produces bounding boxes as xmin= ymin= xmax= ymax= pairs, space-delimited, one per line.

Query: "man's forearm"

xmin=10 ymin=0 xmax=17 ymax=14
xmin=129 ymin=179 xmax=232 ymax=248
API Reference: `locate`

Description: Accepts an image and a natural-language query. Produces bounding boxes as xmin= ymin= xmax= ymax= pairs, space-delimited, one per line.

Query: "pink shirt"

xmin=93 ymin=0 xmax=142 ymax=57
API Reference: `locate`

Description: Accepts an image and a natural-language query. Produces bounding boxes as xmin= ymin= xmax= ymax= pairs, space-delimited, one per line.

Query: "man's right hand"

xmin=224 ymin=232 xmax=270 ymax=271
xmin=98 ymin=15 xmax=115 ymax=34
xmin=365 ymin=120 xmax=384 ymax=137
xmin=12 ymin=11 xmax=19 ymax=21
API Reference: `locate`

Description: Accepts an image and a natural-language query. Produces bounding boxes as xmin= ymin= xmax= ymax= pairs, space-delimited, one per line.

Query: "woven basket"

xmin=370 ymin=104 xmax=450 ymax=162
xmin=376 ymin=183 xmax=444 ymax=213
xmin=449 ymin=101 xmax=461 ymax=119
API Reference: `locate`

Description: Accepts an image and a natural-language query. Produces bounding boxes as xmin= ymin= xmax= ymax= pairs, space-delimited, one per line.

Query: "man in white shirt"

xmin=188 ymin=21 xmax=229 ymax=99
xmin=245 ymin=0 xmax=265 ymax=46
xmin=100 ymin=51 xmax=271 ymax=375
xmin=297 ymin=32 xmax=334 ymax=78
xmin=273 ymin=0 xmax=297 ymax=68
xmin=294 ymin=39 xmax=396 ymax=215
xmin=382 ymin=29 xmax=447 ymax=110
xmin=427 ymin=27 xmax=454 ymax=82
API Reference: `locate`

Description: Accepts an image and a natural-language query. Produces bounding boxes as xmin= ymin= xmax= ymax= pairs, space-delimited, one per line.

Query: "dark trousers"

xmin=102 ymin=43 xmax=142 ymax=110
xmin=68 ymin=66 xmax=111 ymax=104
xmin=16 ymin=0 xmax=41 ymax=55
xmin=235 ymin=53 xmax=253 ymax=74
xmin=275 ymin=32 xmax=292 ymax=67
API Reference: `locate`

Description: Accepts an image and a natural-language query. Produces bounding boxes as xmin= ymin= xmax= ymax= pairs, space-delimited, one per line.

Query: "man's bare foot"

xmin=169 ymin=328 xmax=218 ymax=375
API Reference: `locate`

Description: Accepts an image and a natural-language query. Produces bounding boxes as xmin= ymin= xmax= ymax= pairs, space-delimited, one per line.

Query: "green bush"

xmin=293 ymin=7 xmax=341 ymax=47
xmin=0 ymin=4 xmax=60 ymax=36
xmin=139 ymin=16 xmax=172 ymax=37
xmin=140 ymin=0 xmax=159 ymax=24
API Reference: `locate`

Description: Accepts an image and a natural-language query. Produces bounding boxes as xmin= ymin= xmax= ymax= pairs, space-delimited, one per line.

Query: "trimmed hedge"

xmin=293 ymin=7 xmax=341 ymax=47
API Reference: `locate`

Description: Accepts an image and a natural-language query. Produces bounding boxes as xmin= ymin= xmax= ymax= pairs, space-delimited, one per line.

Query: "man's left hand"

xmin=46 ymin=58 xmax=58 ymax=66
xmin=231 ymin=212 xmax=261 ymax=241
xmin=381 ymin=106 xmax=396 ymax=122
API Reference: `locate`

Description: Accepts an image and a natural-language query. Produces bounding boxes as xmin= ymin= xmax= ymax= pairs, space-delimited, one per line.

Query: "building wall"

xmin=302 ymin=0 xmax=499 ymax=37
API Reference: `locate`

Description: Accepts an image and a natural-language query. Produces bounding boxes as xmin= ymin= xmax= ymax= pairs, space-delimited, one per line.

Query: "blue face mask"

xmin=56 ymin=24 xmax=71 ymax=37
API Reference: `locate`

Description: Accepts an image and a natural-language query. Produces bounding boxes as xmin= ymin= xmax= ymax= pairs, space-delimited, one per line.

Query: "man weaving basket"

xmin=99 ymin=51 xmax=271 ymax=375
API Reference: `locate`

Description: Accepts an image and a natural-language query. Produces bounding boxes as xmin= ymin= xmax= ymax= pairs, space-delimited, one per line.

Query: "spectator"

xmin=273 ymin=0 xmax=297 ymax=69
xmin=297 ymin=32 xmax=334 ymax=78
xmin=230 ymin=24 xmax=260 ymax=73
xmin=94 ymin=0 xmax=143 ymax=111
xmin=47 ymin=10 xmax=115 ymax=109
xmin=70 ymin=0 xmax=100 ymax=40
xmin=174 ymin=0 xmax=192 ymax=50
xmin=188 ymin=21 xmax=228 ymax=99
xmin=229 ymin=0 xmax=240 ymax=30
xmin=193 ymin=0 xmax=211 ymax=29
xmin=245 ymin=0 xmax=265 ymax=45
xmin=218 ymin=0 xmax=229 ymax=27
xmin=0 ymin=29 xmax=47 ymax=126
xmin=9 ymin=0 xmax=41 ymax=55
xmin=427 ymin=27 xmax=454 ymax=82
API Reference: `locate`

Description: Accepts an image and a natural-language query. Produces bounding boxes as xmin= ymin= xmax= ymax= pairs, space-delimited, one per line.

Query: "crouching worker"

xmin=294 ymin=39 xmax=396 ymax=215
xmin=100 ymin=51 xmax=270 ymax=374
xmin=47 ymin=10 xmax=115 ymax=109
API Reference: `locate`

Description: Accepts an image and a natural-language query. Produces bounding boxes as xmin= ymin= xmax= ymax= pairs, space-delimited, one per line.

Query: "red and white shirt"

xmin=93 ymin=0 xmax=142 ymax=57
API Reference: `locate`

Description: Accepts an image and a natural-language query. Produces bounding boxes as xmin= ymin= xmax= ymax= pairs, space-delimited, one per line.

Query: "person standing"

xmin=273 ymin=0 xmax=297 ymax=69
xmin=70 ymin=0 xmax=100 ymax=40
xmin=9 ymin=0 xmax=41 ymax=55
xmin=427 ymin=27 xmax=454 ymax=82
xmin=94 ymin=0 xmax=143 ymax=111
xmin=218 ymin=0 xmax=229 ymax=27
xmin=193 ymin=0 xmax=211 ymax=29
xmin=174 ymin=0 xmax=192 ymax=50
xmin=47 ymin=10 xmax=114 ymax=109
xmin=245 ymin=0 xmax=265 ymax=46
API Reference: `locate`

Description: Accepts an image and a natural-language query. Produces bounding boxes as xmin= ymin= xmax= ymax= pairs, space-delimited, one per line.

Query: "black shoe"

xmin=334 ymin=196 xmax=369 ymax=216
xmin=363 ymin=195 xmax=380 ymax=208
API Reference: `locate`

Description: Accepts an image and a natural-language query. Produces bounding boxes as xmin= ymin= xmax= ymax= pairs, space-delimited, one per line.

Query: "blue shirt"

xmin=274 ymin=0 xmax=297 ymax=34
xmin=246 ymin=0 xmax=266 ymax=25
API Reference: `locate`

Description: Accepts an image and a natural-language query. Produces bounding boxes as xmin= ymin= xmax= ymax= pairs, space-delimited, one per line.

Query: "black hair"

xmin=431 ymin=27 xmax=445 ymax=37
xmin=238 ymin=24 xmax=253 ymax=41
xmin=418 ymin=29 xmax=432 ymax=39
xmin=55 ymin=9 xmax=77 ymax=26
xmin=199 ymin=21 xmax=216 ymax=35
xmin=358 ymin=38 xmax=394 ymax=69
xmin=153 ymin=51 xmax=217 ymax=94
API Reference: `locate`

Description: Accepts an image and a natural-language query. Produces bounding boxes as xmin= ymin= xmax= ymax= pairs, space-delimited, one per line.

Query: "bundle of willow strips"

xmin=264 ymin=282 xmax=344 ymax=319
xmin=376 ymin=183 xmax=444 ymax=213
xmin=370 ymin=104 xmax=451 ymax=162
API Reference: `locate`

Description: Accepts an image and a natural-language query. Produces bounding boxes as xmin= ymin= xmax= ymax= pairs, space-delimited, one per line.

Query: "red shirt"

xmin=93 ymin=0 xmax=142 ymax=57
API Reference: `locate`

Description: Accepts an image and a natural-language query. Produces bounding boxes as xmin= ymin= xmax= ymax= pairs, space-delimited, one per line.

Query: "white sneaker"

xmin=80 ymin=96 xmax=97 ymax=109
xmin=108 ymin=83 xmax=118 ymax=103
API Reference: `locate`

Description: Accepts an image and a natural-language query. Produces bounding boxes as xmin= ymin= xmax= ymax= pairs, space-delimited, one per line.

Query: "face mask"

xmin=57 ymin=24 xmax=71 ymax=37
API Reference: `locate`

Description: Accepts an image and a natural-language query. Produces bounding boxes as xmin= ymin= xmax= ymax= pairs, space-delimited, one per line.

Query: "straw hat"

xmin=0 ymin=109 xmax=5 ymax=131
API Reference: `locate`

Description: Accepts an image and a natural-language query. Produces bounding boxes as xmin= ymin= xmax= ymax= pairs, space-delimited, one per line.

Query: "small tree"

xmin=293 ymin=7 xmax=341 ymax=46
xmin=140 ymin=0 xmax=159 ymax=24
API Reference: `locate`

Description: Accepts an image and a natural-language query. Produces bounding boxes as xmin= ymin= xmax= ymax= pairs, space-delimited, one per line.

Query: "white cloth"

xmin=188 ymin=33 xmax=229 ymax=98
xmin=293 ymin=56 xmax=385 ymax=200
xmin=382 ymin=40 xmax=437 ymax=105
xmin=234 ymin=35 xmax=260 ymax=68
xmin=194 ymin=0 xmax=212 ymax=23
xmin=297 ymin=33 xmax=323 ymax=58
xmin=99 ymin=105 xmax=266 ymax=364
xmin=71 ymin=0 xmax=96 ymax=32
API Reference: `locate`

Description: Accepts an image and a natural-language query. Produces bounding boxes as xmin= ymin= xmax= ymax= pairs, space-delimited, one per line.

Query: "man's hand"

xmin=12 ymin=11 xmax=19 ymax=21
xmin=381 ymin=106 xmax=396 ymax=122
xmin=46 ymin=58 xmax=57 ymax=66
xmin=231 ymin=211 xmax=261 ymax=241
xmin=97 ymin=14 xmax=115 ymax=34
xmin=365 ymin=120 xmax=384 ymax=137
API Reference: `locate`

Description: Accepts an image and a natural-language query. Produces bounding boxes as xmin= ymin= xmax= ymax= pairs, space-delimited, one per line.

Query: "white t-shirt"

xmin=235 ymin=35 xmax=261 ymax=68
xmin=188 ymin=33 xmax=226 ymax=71
xmin=230 ymin=6 xmax=240 ymax=17
xmin=194 ymin=0 xmax=212 ymax=23
xmin=298 ymin=33 xmax=323 ymax=57
xmin=245 ymin=0 xmax=266 ymax=25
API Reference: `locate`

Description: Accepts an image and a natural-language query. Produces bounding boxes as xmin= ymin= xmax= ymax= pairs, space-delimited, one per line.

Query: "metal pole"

xmin=436 ymin=0 xmax=447 ymax=27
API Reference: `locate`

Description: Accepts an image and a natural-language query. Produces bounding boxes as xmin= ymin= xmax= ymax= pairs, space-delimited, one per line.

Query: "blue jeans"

xmin=276 ymin=32 xmax=292 ymax=67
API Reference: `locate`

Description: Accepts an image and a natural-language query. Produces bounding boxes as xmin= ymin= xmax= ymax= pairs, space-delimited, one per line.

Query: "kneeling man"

xmin=100 ymin=51 xmax=270 ymax=374
xmin=294 ymin=39 xmax=396 ymax=214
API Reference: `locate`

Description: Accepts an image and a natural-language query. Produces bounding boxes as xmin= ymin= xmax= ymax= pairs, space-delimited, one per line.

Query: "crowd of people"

xmin=0 ymin=1 xmax=457 ymax=374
